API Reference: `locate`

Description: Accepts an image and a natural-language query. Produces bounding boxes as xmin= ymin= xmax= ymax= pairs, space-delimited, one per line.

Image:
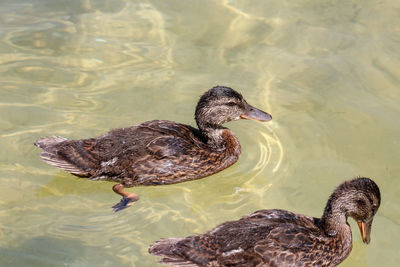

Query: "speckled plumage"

xmin=35 ymin=121 xmax=241 ymax=186
xmin=34 ymin=86 xmax=272 ymax=210
xmin=149 ymin=177 xmax=381 ymax=267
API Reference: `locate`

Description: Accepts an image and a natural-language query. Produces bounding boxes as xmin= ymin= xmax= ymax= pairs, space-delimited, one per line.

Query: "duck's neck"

xmin=200 ymin=125 xmax=225 ymax=147
xmin=197 ymin=123 xmax=240 ymax=154
xmin=320 ymin=194 xmax=352 ymax=238
xmin=319 ymin=193 xmax=354 ymax=265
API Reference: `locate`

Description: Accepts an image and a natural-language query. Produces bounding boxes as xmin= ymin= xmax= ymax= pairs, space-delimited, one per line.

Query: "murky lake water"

xmin=0 ymin=0 xmax=399 ymax=266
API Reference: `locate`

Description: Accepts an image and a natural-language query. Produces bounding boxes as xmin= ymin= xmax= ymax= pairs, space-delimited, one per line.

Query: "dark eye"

xmin=226 ymin=102 xmax=236 ymax=106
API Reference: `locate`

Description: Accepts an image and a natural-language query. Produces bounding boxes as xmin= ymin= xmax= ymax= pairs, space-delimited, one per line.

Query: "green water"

xmin=0 ymin=0 xmax=399 ymax=266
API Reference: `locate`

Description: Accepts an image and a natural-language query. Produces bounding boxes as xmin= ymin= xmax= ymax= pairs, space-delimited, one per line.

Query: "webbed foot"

xmin=112 ymin=184 xmax=140 ymax=212
xmin=112 ymin=195 xmax=139 ymax=212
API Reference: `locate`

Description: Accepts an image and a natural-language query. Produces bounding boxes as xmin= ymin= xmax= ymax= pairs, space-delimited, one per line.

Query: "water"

xmin=0 ymin=0 xmax=399 ymax=266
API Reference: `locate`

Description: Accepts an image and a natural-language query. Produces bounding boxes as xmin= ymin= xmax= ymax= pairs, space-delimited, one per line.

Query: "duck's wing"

xmin=212 ymin=210 xmax=322 ymax=266
xmin=35 ymin=120 xmax=205 ymax=180
xmin=145 ymin=134 xmax=200 ymax=159
xmin=244 ymin=210 xmax=329 ymax=267
xmin=252 ymin=224 xmax=324 ymax=266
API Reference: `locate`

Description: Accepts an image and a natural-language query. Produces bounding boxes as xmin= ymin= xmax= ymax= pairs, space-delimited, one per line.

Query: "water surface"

xmin=0 ymin=0 xmax=399 ymax=266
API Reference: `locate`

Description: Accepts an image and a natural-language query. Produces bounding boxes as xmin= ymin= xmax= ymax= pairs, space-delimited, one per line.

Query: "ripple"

xmin=5 ymin=20 xmax=77 ymax=55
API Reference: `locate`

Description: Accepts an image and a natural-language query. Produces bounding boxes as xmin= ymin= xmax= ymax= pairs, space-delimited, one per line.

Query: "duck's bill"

xmin=357 ymin=220 xmax=372 ymax=244
xmin=240 ymin=104 xmax=272 ymax=122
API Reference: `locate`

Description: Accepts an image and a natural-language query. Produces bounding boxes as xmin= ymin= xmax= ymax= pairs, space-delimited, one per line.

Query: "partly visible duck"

xmin=35 ymin=86 xmax=272 ymax=211
xmin=149 ymin=177 xmax=381 ymax=267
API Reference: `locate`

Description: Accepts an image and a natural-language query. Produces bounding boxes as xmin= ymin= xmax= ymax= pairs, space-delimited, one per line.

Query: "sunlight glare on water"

xmin=0 ymin=0 xmax=399 ymax=266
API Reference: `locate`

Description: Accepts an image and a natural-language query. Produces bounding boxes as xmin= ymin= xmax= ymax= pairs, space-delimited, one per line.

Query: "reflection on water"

xmin=0 ymin=0 xmax=399 ymax=266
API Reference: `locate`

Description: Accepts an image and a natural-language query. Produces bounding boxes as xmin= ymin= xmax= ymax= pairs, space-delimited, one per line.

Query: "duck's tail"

xmin=34 ymin=136 xmax=90 ymax=177
xmin=149 ymin=238 xmax=198 ymax=267
xmin=35 ymin=136 xmax=67 ymax=150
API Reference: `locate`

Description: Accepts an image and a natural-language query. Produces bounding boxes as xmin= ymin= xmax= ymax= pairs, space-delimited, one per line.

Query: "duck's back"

xmin=36 ymin=120 xmax=241 ymax=186
xmin=149 ymin=209 xmax=352 ymax=267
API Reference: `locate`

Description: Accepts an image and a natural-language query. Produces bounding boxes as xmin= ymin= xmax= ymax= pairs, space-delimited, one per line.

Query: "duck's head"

xmin=195 ymin=86 xmax=272 ymax=131
xmin=323 ymin=177 xmax=381 ymax=244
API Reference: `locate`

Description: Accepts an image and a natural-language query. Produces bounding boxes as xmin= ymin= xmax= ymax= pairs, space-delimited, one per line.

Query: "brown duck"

xmin=149 ymin=177 xmax=381 ymax=267
xmin=34 ymin=86 xmax=272 ymax=211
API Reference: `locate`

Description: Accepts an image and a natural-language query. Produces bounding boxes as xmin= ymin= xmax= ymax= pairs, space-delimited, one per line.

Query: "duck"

xmin=149 ymin=177 xmax=381 ymax=267
xmin=34 ymin=86 xmax=272 ymax=211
